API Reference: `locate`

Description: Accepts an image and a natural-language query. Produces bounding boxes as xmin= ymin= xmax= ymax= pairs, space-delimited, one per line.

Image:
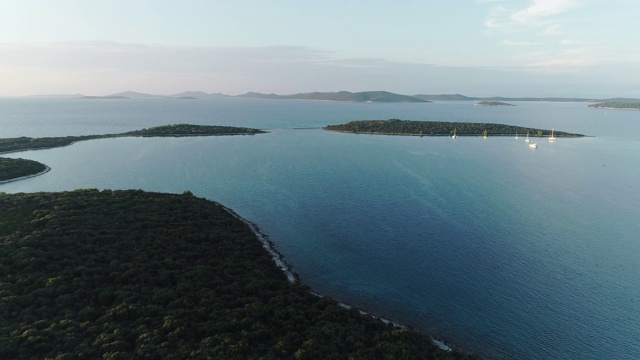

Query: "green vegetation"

xmin=126 ymin=124 xmax=266 ymax=136
xmin=474 ymin=101 xmax=514 ymax=106
xmin=0 ymin=157 xmax=48 ymax=182
xmin=324 ymin=119 xmax=584 ymax=137
xmin=0 ymin=189 xmax=477 ymax=359
xmin=587 ymin=102 xmax=640 ymax=110
xmin=0 ymin=124 xmax=266 ymax=154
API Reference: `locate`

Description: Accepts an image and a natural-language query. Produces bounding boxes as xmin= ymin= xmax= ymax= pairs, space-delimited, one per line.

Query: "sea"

xmin=1 ymin=97 xmax=639 ymax=359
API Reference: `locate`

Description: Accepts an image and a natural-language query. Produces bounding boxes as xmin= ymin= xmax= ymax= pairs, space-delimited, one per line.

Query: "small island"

xmin=0 ymin=189 xmax=478 ymax=359
xmin=0 ymin=157 xmax=49 ymax=183
xmin=474 ymin=101 xmax=515 ymax=107
xmin=0 ymin=124 xmax=266 ymax=182
xmin=324 ymin=119 xmax=584 ymax=137
xmin=587 ymin=102 xmax=640 ymax=110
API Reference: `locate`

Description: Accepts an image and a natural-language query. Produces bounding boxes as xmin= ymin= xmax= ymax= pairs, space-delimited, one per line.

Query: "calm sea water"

xmin=1 ymin=98 xmax=639 ymax=359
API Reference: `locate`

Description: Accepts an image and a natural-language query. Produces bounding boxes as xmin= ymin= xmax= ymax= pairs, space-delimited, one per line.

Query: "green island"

xmin=324 ymin=119 xmax=585 ymax=137
xmin=587 ymin=102 xmax=640 ymax=110
xmin=0 ymin=124 xmax=266 ymax=182
xmin=0 ymin=157 xmax=49 ymax=183
xmin=0 ymin=189 xmax=478 ymax=359
xmin=0 ymin=124 xmax=266 ymax=154
xmin=474 ymin=101 xmax=515 ymax=107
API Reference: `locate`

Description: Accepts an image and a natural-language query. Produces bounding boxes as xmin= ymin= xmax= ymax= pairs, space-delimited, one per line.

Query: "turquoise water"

xmin=1 ymin=98 xmax=639 ymax=359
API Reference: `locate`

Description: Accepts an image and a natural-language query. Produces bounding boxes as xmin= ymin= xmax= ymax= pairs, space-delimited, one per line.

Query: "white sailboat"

xmin=515 ymin=132 xmax=519 ymax=139
xmin=549 ymin=128 xmax=556 ymax=142
xmin=525 ymin=132 xmax=530 ymax=143
xmin=529 ymin=142 xmax=538 ymax=148
xmin=483 ymin=129 xmax=488 ymax=139
xmin=452 ymin=128 xmax=457 ymax=139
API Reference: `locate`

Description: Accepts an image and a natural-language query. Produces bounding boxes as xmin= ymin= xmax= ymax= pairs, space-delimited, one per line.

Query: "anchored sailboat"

xmin=549 ymin=128 xmax=556 ymax=142
xmin=483 ymin=129 xmax=488 ymax=139
xmin=452 ymin=128 xmax=457 ymax=139
xmin=525 ymin=132 xmax=530 ymax=143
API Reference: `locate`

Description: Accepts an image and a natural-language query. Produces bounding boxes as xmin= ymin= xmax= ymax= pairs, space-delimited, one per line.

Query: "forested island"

xmin=324 ymin=119 xmax=584 ymax=137
xmin=0 ymin=124 xmax=265 ymax=154
xmin=0 ymin=124 xmax=266 ymax=182
xmin=0 ymin=189 xmax=478 ymax=359
xmin=587 ymin=102 xmax=640 ymax=110
xmin=474 ymin=101 xmax=515 ymax=106
xmin=0 ymin=157 xmax=49 ymax=183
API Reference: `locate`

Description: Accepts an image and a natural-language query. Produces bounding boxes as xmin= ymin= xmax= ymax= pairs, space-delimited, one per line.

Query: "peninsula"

xmin=0 ymin=189 xmax=478 ymax=359
xmin=0 ymin=124 xmax=266 ymax=154
xmin=324 ymin=119 xmax=585 ymax=137
xmin=0 ymin=124 xmax=266 ymax=182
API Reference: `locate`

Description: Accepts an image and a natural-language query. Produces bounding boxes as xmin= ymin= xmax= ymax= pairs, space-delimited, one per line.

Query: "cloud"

xmin=502 ymin=40 xmax=541 ymax=46
xmin=484 ymin=0 xmax=585 ymax=32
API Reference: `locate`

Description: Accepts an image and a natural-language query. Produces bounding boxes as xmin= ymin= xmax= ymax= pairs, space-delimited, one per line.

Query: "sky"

xmin=1 ymin=0 xmax=638 ymax=97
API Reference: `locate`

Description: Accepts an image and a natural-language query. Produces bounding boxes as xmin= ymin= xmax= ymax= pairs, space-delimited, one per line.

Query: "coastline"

xmin=0 ymin=165 xmax=51 ymax=184
xmin=588 ymin=106 xmax=640 ymax=111
xmin=217 ymin=200 xmax=457 ymax=354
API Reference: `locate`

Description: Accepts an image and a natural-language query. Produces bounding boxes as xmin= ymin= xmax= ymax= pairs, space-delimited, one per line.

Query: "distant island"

xmin=474 ymin=101 xmax=515 ymax=107
xmin=587 ymin=102 xmax=640 ymax=110
xmin=13 ymin=90 xmax=640 ymax=104
xmin=237 ymin=90 xmax=430 ymax=103
xmin=411 ymin=94 xmax=640 ymax=103
xmin=324 ymin=119 xmax=585 ymax=137
xmin=0 ymin=124 xmax=266 ymax=182
xmin=0 ymin=189 xmax=478 ymax=359
xmin=77 ymin=95 xmax=129 ymax=100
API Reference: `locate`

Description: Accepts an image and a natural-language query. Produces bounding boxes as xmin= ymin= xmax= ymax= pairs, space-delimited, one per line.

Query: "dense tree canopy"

xmin=0 ymin=190 xmax=478 ymax=359
xmin=0 ymin=124 xmax=266 ymax=154
xmin=587 ymin=102 xmax=640 ymax=110
xmin=324 ymin=119 xmax=584 ymax=137
xmin=0 ymin=124 xmax=266 ymax=183
xmin=0 ymin=157 xmax=48 ymax=182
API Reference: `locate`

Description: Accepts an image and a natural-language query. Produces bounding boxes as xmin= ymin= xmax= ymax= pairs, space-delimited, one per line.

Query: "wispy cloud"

xmin=484 ymin=0 xmax=585 ymax=32
xmin=502 ymin=40 xmax=542 ymax=46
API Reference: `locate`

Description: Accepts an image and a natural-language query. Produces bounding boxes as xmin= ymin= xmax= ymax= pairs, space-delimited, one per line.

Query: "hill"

xmin=237 ymin=91 xmax=429 ymax=103
xmin=0 ymin=189 xmax=478 ymax=359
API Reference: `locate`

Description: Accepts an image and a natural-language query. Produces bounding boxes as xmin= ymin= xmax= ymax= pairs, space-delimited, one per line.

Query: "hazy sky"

xmin=1 ymin=0 xmax=638 ymax=97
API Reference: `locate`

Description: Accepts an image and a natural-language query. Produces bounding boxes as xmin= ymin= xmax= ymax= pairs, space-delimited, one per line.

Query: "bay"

xmin=1 ymin=98 xmax=639 ymax=359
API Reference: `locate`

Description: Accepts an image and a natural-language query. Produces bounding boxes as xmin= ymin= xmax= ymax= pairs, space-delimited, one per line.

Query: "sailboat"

xmin=452 ymin=128 xmax=457 ymax=139
xmin=529 ymin=142 xmax=538 ymax=148
xmin=549 ymin=128 xmax=556 ymax=142
xmin=525 ymin=132 xmax=530 ymax=143
xmin=483 ymin=129 xmax=488 ymax=139
xmin=515 ymin=132 xmax=519 ymax=139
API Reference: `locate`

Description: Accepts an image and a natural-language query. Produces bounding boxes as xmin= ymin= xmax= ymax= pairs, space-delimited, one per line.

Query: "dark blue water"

xmin=1 ymin=98 xmax=639 ymax=359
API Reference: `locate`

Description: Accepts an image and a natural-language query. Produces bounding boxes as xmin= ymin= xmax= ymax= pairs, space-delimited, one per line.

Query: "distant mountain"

xmin=20 ymin=94 xmax=85 ymax=99
xmin=237 ymin=91 xmax=429 ymax=103
xmin=412 ymin=94 xmax=476 ymax=101
xmin=171 ymin=91 xmax=228 ymax=99
xmin=108 ymin=91 xmax=164 ymax=99
xmin=78 ymin=95 xmax=129 ymax=100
